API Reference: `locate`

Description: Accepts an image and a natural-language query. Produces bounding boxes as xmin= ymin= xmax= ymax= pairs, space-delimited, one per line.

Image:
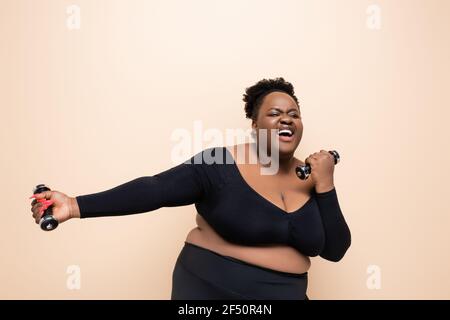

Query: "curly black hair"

xmin=243 ymin=77 xmax=299 ymax=120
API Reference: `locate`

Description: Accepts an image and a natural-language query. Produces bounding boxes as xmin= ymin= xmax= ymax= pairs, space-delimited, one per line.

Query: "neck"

xmin=251 ymin=142 xmax=295 ymax=174
xmin=276 ymin=153 xmax=296 ymax=174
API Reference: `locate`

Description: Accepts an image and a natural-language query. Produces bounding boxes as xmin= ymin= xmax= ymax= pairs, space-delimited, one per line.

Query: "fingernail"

xmin=37 ymin=199 xmax=46 ymax=203
xmin=29 ymin=194 xmax=38 ymax=199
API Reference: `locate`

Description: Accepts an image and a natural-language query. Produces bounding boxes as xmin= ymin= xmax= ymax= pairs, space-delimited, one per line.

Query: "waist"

xmin=185 ymin=241 xmax=308 ymax=278
xmin=185 ymin=226 xmax=311 ymax=274
xmin=175 ymin=241 xmax=308 ymax=300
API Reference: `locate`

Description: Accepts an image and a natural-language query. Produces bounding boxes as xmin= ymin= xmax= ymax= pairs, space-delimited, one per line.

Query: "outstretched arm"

xmin=74 ymin=156 xmax=207 ymax=218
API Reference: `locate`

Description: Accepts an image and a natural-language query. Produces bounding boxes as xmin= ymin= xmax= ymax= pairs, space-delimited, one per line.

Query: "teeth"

xmin=278 ymin=129 xmax=293 ymax=136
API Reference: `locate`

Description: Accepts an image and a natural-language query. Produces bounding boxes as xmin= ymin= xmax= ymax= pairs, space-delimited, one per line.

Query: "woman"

xmin=29 ymin=77 xmax=351 ymax=300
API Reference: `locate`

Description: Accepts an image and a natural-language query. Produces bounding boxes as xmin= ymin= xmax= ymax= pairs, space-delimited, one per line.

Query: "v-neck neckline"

xmin=224 ymin=146 xmax=313 ymax=215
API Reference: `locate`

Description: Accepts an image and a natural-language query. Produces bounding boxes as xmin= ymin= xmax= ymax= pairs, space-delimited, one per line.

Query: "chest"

xmin=195 ymin=168 xmax=325 ymax=254
xmin=235 ymin=162 xmax=315 ymax=214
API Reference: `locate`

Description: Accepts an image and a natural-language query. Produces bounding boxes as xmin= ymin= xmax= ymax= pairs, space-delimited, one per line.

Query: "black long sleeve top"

xmin=76 ymin=146 xmax=351 ymax=262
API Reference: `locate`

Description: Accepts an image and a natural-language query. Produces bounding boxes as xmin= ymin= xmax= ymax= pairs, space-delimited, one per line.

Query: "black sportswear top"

xmin=76 ymin=146 xmax=351 ymax=262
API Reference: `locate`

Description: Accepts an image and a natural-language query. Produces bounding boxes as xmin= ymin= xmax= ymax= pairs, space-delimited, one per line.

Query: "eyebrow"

xmin=269 ymin=107 xmax=300 ymax=113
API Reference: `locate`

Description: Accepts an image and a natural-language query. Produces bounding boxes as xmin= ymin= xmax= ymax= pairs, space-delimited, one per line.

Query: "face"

xmin=252 ymin=91 xmax=303 ymax=158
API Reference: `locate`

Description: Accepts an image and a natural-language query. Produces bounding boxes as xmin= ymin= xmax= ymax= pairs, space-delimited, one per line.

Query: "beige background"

xmin=1 ymin=0 xmax=449 ymax=299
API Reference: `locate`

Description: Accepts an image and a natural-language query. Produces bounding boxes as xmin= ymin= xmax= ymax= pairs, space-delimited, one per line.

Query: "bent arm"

xmin=75 ymin=158 xmax=206 ymax=218
xmin=315 ymin=188 xmax=351 ymax=262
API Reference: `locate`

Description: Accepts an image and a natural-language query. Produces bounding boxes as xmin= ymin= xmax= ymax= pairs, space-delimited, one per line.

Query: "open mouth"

xmin=277 ymin=129 xmax=293 ymax=137
xmin=277 ymin=128 xmax=295 ymax=142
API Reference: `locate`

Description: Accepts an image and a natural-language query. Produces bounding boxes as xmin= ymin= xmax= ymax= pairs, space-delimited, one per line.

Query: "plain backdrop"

xmin=1 ymin=0 xmax=449 ymax=299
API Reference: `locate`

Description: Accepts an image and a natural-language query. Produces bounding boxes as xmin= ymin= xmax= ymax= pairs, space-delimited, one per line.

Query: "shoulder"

xmin=188 ymin=146 xmax=233 ymax=165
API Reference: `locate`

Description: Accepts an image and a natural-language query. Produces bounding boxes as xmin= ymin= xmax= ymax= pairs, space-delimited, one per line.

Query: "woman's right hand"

xmin=30 ymin=190 xmax=80 ymax=225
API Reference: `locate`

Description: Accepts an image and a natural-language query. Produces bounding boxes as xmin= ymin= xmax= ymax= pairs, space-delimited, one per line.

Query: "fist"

xmin=305 ymin=150 xmax=335 ymax=187
xmin=29 ymin=190 xmax=76 ymax=225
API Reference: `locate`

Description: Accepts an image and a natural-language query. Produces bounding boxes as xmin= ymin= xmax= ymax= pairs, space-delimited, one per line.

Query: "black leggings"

xmin=171 ymin=242 xmax=309 ymax=300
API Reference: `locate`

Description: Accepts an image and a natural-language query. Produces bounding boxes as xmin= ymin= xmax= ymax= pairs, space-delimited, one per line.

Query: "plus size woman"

xmin=30 ymin=77 xmax=351 ymax=300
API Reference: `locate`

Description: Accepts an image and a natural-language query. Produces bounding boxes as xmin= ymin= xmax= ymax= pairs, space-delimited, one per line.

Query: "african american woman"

xmin=29 ymin=77 xmax=351 ymax=300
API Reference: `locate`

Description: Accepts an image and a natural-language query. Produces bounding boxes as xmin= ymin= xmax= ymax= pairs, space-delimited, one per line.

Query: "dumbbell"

xmin=33 ymin=184 xmax=58 ymax=231
xmin=295 ymin=150 xmax=340 ymax=180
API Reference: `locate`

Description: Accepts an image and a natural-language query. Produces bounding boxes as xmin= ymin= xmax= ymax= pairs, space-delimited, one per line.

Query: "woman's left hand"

xmin=305 ymin=150 xmax=335 ymax=192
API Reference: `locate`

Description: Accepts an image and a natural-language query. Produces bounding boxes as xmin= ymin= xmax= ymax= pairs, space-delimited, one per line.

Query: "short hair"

xmin=243 ymin=77 xmax=299 ymax=120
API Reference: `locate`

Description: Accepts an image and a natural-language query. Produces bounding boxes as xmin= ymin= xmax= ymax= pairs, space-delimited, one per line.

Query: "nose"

xmin=280 ymin=116 xmax=293 ymax=124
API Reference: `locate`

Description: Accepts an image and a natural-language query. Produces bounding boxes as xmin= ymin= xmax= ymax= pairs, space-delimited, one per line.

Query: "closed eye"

xmin=267 ymin=109 xmax=300 ymax=118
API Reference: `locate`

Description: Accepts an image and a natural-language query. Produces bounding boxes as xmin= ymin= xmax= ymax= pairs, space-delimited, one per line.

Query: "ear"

xmin=251 ymin=120 xmax=257 ymax=130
